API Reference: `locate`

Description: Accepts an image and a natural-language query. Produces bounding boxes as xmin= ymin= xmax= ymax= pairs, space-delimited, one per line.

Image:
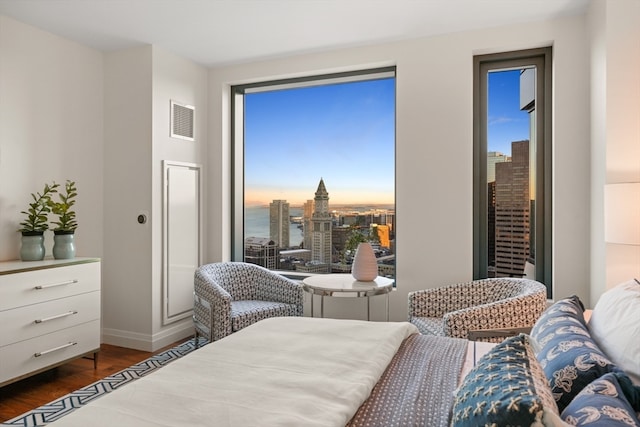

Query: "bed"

xmin=43 ymin=317 xmax=491 ymax=427
xmin=43 ymin=281 xmax=640 ymax=427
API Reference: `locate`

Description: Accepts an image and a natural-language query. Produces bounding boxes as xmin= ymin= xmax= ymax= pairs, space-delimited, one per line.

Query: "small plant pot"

xmin=20 ymin=232 xmax=46 ymax=261
xmin=53 ymin=231 xmax=75 ymax=259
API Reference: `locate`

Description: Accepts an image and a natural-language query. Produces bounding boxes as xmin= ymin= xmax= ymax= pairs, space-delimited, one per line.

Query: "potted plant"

xmin=17 ymin=182 xmax=59 ymax=261
xmin=48 ymin=180 xmax=78 ymax=259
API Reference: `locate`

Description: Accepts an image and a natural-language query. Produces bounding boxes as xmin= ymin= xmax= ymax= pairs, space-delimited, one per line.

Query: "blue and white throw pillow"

xmin=452 ymin=334 xmax=558 ymax=427
xmin=531 ymin=295 xmax=622 ymax=412
xmin=561 ymin=372 xmax=640 ymax=426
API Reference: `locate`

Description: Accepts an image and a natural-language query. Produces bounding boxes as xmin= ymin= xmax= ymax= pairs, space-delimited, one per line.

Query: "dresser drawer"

xmin=0 ymin=320 xmax=100 ymax=385
xmin=0 ymin=262 xmax=100 ymax=311
xmin=0 ymin=291 xmax=100 ymax=346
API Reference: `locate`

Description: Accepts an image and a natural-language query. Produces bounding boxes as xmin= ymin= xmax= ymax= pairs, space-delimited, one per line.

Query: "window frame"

xmin=472 ymin=47 xmax=552 ymax=296
xmin=230 ymin=67 xmax=397 ymax=270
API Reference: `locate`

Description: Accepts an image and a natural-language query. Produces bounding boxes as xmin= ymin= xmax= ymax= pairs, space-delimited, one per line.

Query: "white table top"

xmin=302 ymin=273 xmax=394 ymax=294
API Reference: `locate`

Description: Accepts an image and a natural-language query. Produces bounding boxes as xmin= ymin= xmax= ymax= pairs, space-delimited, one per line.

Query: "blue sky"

xmin=244 ymin=78 xmax=395 ymax=206
xmin=487 ymin=70 xmax=531 ymax=155
xmin=244 ymin=71 xmax=528 ymax=206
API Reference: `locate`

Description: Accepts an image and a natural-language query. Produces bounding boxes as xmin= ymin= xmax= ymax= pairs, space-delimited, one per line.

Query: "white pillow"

xmin=589 ymin=279 xmax=640 ymax=385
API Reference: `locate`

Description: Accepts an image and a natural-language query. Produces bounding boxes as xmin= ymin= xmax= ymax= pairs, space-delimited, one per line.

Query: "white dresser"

xmin=0 ymin=258 xmax=101 ymax=386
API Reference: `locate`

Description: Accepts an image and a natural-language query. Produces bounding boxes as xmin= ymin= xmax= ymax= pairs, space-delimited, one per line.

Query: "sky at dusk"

xmin=487 ymin=69 xmax=531 ymax=155
xmin=243 ymin=70 xmax=529 ymax=206
xmin=244 ymin=78 xmax=396 ymax=206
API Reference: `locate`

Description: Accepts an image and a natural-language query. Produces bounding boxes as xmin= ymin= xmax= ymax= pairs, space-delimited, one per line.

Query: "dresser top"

xmin=0 ymin=257 xmax=100 ymax=275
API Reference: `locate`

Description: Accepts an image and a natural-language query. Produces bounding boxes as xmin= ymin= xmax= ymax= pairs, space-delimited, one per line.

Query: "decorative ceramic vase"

xmin=53 ymin=232 xmax=75 ymax=259
xmin=20 ymin=232 xmax=46 ymax=261
xmin=351 ymin=242 xmax=378 ymax=281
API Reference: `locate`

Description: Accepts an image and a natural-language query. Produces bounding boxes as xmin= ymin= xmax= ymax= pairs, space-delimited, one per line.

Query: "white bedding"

xmin=48 ymin=317 xmax=419 ymax=427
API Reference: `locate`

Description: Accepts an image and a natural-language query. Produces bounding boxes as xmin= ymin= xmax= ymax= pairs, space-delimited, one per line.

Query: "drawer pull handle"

xmin=34 ymin=342 xmax=77 ymax=357
xmin=34 ymin=311 xmax=78 ymax=324
xmin=34 ymin=279 xmax=79 ymax=290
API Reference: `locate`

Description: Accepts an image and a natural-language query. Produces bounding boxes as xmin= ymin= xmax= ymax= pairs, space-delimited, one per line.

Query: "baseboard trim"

xmin=102 ymin=321 xmax=194 ymax=352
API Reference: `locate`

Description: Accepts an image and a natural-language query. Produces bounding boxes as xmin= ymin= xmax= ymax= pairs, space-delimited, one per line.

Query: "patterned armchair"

xmin=193 ymin=262 xmax=304 ymax=343
xmin=408 ymin=278 xmax=547 ymax=342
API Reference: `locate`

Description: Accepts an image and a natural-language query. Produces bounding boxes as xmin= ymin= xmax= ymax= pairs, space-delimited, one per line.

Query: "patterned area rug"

xmin=2 ymin=337 xmax=208 ymax=427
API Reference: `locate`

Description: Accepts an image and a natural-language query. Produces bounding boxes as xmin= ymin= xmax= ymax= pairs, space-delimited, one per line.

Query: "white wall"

xmin=1 ymin=16 xmax=206 ymax=351
xmin=592 ymin=0 xmax=640 ymax=295
xmin=102 ymin=46 xmax=208 ymax=351
xmin=0 ymin=16 xmax=103 ymax=261
xmin=150 ymin=47 xmax=208 ymax=343
xmin=208 ymin=13 xmax=594 ymax=318
xmin=102 ymin=46 xmax=154 ymax=348
xmin=588 ymin=0 xmax=608 ymax=302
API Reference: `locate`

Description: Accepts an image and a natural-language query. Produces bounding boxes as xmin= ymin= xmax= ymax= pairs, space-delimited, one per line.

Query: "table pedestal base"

xmin=303 ymin=274 xmax=394 ymax=321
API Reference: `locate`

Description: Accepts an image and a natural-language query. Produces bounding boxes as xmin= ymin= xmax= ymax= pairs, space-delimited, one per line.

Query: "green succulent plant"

xmin=49 ymin=180 xmax=78 ymax=233
xmin=18 ymin=182 xmax=60 ymax=234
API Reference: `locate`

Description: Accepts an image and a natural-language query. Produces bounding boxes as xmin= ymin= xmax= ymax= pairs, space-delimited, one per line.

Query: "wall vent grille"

xmin=170 ymin=100 xmax=195 ymax=141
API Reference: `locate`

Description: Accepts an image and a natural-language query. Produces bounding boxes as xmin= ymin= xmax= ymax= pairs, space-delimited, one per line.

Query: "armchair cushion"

xmin=409 ymin=317 xmax=445 ymax=337
xmin=231 ymin=300 xmax=301 ymax=332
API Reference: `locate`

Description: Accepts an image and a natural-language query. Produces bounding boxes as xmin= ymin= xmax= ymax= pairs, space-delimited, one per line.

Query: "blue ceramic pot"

xmin=20 ymin=232 xmax=45 ymax=261
xmin=53 ymin=232 xmax=75 ymax=259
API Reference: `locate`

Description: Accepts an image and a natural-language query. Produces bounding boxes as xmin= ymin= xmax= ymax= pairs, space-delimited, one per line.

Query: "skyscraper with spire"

xmin=311 ymin=178 xmax=332 ymax=272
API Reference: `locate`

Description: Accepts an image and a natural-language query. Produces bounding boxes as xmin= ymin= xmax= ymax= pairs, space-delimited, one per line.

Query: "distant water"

xmin=245 ymin=206 xmax=304 ymax=247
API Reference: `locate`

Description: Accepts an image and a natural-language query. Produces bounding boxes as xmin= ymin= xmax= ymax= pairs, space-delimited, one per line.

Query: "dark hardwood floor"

xmin=0 ymin=340 xmax=185 ymax=423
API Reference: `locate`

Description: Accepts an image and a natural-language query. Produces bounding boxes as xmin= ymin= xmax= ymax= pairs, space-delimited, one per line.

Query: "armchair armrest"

xmin=467 ymin=326 xmax=532 ymax=341
xmin=194 ymin=270 xmax=233 ymax=341
xmin=444 ymin=297 xmax=538 ymax=340
xmin=194 ymin=271 xmax=233 ymax=304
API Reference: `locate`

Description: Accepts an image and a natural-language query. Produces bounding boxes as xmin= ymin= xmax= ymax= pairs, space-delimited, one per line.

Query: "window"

xmin=231 ymin=68 xmax=396 ymax=278
xmin=473 ymin=48 xmax=552 ymax=297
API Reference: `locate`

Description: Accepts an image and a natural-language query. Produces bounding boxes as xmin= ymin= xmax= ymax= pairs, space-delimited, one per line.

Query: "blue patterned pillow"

xmin=531 ymin=295 xmax=621 ymax=412
xmin=452 ymin=334 xmax=558 ymax=427
xmin=561 ymin=372 xmax=640 ymax=426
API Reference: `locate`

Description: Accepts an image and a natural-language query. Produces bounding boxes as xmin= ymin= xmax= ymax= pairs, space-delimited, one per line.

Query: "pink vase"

xmin=351 ymin=242 xmax=378 ymax=281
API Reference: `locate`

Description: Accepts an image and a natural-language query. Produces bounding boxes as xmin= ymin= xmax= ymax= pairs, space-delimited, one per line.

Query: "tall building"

xmin=269 ymin=199 xmax=289 ymax=248
xmin=302 ymin=199 xmax=313 ymax=250
xmin=494 ymin=140 xmax=530 ymax=277
xmin=311 ymin=178 xmax=332 ymax=273
xmin=244 ymin=237 xmax=278 ymax=269
xmin=487 ymin=181 xmax=496 ymax=275
xmin=487 ymin=151 xmax=509 ymax=183
xmin=332 ymin=226 xmax=351 ymax=257
xmin=376 ymin=224 xmax=391 ymax=248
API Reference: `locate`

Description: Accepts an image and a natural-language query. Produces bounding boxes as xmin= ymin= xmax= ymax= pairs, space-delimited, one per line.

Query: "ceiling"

xmin=0 ymin=0 xmax=591 ymax=67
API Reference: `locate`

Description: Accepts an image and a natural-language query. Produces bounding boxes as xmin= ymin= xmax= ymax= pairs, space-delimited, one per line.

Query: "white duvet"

xmin=48 ymin=317 xmax=419 ymax=427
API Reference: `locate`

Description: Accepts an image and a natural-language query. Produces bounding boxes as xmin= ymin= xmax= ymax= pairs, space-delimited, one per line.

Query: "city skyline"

xmin=244 ymin=77 xmax=395 ymax=206
xmin=244 ymin=69 xmax=528 ymax=205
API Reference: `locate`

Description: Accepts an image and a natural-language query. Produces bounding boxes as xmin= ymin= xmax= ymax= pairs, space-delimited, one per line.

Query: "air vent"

xmin=170 ymin=100 xmax=195 ymax=141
